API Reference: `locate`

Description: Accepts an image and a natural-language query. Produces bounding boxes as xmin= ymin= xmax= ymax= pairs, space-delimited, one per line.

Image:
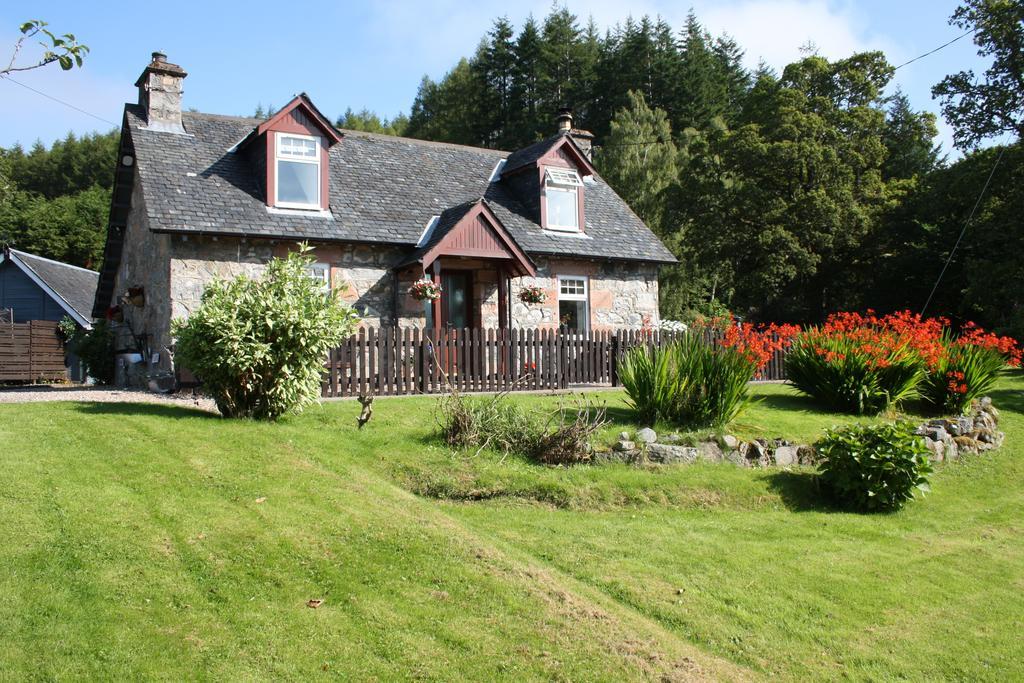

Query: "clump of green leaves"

xmin=816 ymin=422 xmax=933 ymax=512
xmin=59 ymin=316 xmax=114 ymax=385
xmin=173 ymin=246 xmax=360 ymax=419
xmin=4 ymin=20 xmax=89 ymax=75
xmin=920 ymin=342 xmax=1007 ymax=415
xmin=619 ymin=334 xmax=755 ymax=428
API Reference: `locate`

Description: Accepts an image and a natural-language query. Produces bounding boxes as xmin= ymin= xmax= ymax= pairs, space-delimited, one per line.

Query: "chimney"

xmin=135 ymin=51 xmax=188 ymax=134
xmin=555 ymin=108 xmax=594 ymax=161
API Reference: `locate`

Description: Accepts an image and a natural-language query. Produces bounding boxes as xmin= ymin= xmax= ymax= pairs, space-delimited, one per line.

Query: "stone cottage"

xmin=93 ymin=53 xmax=676 ymax=380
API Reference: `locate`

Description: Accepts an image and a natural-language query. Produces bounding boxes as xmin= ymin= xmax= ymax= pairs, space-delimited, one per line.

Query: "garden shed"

xmin=0 ymin=247 xmax=98 ymax=382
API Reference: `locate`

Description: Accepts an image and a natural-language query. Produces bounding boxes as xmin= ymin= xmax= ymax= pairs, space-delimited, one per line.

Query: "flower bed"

xmin=787 ymin=311 xmax=1021 ymax=414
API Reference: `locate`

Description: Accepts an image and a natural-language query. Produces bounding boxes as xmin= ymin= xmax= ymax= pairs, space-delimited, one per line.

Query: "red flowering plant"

xmin=691 ymin=315 xmax=799 ymax=373
xmin=786 ymin=311 xmax=929 ymax=414
xmin=919 ymin=322 xmax=1021 ymax=414
xmin=787 ymin=310 xmax=1022 ymax=415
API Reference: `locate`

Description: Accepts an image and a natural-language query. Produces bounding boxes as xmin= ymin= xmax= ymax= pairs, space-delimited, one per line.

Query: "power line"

xmin=0 ymin=74 xmax=120 ymax=127
xmin=920 ymin=141 xmax=1007 ymax=317
xmin=894 ymin=29 xmax=974 ymax=70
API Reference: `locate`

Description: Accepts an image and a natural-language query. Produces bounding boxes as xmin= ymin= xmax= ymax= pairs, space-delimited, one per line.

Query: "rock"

xmin=725 ymin=449 xmax=748 ymax=467
xmin=698 ymin=441 xmax=724 ymax=463
xmin=613 ymin=440 xmax=636 ymax=452
xmin=773 ymin=445 xmax=798 ymax=467
xmin=922 ymin=426 xmax=948 ymax=442
xmin=662 ymin=434 xmax=682 ymax=444
xmin=618 ymin=432 xmax=631 ymax=441
xmin=746 ymin=440 xmax=771 ymax=467
xmin=956 ymin=417 xmax=974 ymax=436
xmin=796 ymin=445 xmax=817 ymax=466
xmin=636 ymin=428 xmax=658 ymax=445
xmin=648 ymin=444 xmax=699 ymax=464
xmin=979 ymin=396 xmax=992 ymax=409
xmin=953 ymin=435 xmax=980 ymax=453
xmin=924 ymin=438 xmax=945 ymax=462
xmin=718 ymin=434 xmax=740 ymax=451
xmin=945 ymin=440 xmax=959 ymax=461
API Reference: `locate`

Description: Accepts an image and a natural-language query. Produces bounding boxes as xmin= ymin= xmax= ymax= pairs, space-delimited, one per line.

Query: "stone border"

xmin=599 ymin=397 xmax=1005 ymax=468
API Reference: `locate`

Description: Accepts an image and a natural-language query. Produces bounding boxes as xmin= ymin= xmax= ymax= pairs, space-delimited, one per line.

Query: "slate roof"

xmin=414 ymin=201 xmax=477 ymax=256
xmin=503 ymin=135 xmax=562 ymax=174
xmin=6 ymin=249 xmax=99 ymax=326
xmin=125 ymin=105 xmax=676 ymax=264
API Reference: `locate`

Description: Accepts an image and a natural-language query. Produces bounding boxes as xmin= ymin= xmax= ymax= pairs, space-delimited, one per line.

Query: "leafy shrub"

xmin=786 ymin=331 xmax=923 ymax=414
xmin=787 ymin=311 xmax=1021 ymax=415
xmin=919 ymin=324 xmax=1020 ymax=414
xmin=787 ymin=312 xmax=927 ymax=414
xmin=815 ymin=422 xmax=933 ymax=512
xmin=436 ymin=392 xmax=606 ymax=465
xmin=174 ymin=246 xmax=360 ymax=419
xmin=919 ymin=340 xmax=1006 ymax=414
xmin=620 ymin=332 xmax=761 ymax=428
xmin=60 ymin=317 xmax=115 ymax=385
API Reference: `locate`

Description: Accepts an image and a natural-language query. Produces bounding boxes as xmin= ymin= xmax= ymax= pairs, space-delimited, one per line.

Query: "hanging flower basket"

xmin=519 ymin=286 xmax=547 ymax=305
xmin=409 ymin=278 xmax=442 ymax=301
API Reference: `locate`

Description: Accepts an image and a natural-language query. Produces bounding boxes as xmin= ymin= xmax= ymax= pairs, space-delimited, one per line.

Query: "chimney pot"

xmin=556 ymin=108 xmax=573 ymax=134
xmin=152 ymin=51 xmax=167 ymax=63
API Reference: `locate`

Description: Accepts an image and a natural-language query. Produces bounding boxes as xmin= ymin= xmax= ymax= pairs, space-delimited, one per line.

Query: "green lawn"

xmin=1 ymin=377 xmax=1022 ymax=680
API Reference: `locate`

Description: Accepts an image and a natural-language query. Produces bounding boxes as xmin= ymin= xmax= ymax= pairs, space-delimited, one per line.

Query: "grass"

xmin=0 ymin=377 xmax=1022 ymax=679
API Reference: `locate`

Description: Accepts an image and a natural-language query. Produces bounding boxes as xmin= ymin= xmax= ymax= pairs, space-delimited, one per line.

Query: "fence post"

xmin=610 ymin=330 xmax=620 ymax=386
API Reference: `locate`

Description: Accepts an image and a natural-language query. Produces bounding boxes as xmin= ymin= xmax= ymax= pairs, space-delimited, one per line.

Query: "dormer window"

xmin=544 ymin=168 xmax=583 ymax=232
xmin=275 ymin=132 xmax=321 ymax=209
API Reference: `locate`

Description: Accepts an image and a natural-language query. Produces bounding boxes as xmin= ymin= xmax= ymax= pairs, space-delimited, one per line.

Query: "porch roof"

xmin=400 ymin=199 xmax=536 ymax=277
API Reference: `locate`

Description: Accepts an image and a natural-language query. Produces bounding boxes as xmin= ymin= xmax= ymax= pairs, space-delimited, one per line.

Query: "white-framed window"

xmin=544 ymin=168 xmax=583 ymax=232
xmin=558 ymin=275 xmax=589 ymax=332
xmin=275 ymin=132 xmax=321 ymax=209
xmin=305 ymin=262 xmax=331 ymax=293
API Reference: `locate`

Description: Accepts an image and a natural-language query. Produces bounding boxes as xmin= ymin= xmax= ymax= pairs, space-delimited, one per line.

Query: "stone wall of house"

xmin=169 ymin=237 xmax=406 ymax=328
xmin=110 ymin=169 xmax=173 ymax=384
xmin=509 ymin=257 xmax=660 ymax=330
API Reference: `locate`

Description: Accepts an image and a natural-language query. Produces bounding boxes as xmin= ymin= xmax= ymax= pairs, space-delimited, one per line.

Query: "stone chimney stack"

xmin=135 ymin=52 xmax=188 ymax=134
xmin=555 ymin=108 xmax=594 ymax=161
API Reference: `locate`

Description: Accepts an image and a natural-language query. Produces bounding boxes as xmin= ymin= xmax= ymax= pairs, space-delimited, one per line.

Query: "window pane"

xmin=559 ymin=278 xmax=586 ymax=297
xmin=279 ymin=136 xmax=317 ymax=158
xmin=547 ymin=188 xmax=578 ymax=229
xmin=559 ymin=300 xmax=587 ymax=332
xmin=278 ymin=159 xmax=319 ymax=205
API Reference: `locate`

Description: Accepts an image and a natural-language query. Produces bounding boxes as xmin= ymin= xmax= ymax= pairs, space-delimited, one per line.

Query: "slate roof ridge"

xmin=333 ymin=128 xmax=509 ymax=156
xmin=176 ymin=109 xmax=511 ymax=157
xmin=3 ymin=248 xmax=98 ymax=326
xmin=11 ymin=248 xmax=99 ymax=275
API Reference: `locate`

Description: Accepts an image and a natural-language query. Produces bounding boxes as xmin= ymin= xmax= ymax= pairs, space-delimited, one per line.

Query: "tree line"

xmin=404 ymin=2 xmax=1023 ymax=337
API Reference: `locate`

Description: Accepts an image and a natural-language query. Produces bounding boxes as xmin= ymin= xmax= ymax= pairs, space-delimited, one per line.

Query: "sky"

xmin=0 ymin=0 xmax=989 ymax=155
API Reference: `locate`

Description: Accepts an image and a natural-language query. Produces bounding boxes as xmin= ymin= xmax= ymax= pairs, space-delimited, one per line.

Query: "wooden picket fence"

xmin=0 ymin=320 xmax=67 ymax=382
xmin=321 ymin=327 xmax=787 ymax=398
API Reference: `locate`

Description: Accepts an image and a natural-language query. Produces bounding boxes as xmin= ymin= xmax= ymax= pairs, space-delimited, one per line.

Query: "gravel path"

xmin=0 ymin=385 xmax=217 ymax=412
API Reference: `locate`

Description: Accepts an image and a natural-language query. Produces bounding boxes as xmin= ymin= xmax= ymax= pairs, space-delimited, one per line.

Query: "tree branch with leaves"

xmin=2 ymin=20 xmax=88 ymax=76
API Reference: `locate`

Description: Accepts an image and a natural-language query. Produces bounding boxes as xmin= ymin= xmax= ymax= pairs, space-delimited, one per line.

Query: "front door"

xmin=441 ymin=271 xmax=472 ymax=329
